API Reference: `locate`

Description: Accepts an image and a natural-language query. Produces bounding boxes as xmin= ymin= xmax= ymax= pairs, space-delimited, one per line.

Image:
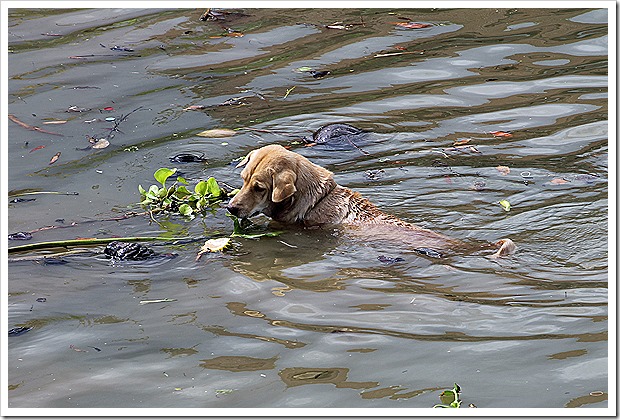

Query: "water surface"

xmin=6 ymin=7 xmax=609 ymax=410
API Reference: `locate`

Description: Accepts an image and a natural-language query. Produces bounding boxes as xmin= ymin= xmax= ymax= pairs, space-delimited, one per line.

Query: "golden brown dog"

xmin=227 ymin=144 xmax=515 ymax=257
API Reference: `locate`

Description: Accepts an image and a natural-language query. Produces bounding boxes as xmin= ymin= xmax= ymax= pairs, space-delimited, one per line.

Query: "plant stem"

xmin=8 ymin=236 xmax=196 ymax=254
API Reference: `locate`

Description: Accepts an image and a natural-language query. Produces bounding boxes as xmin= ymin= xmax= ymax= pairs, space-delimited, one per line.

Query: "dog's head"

xmin=226 ymin=144 xmax=334 ymax=223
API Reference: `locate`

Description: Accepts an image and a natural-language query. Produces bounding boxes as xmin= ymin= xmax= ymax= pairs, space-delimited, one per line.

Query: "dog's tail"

xmin=490 ymin=238 xmax=516 ymax=258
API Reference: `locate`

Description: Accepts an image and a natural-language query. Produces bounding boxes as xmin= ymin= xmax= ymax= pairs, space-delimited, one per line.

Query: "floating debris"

xmin=414 ymin=248 xmax=443 ymax=258
xmin=104 ymin=241 xmax=155 ymax=260
xmin=377 ymin=255 xmax=405 ymax=264
xmin=8 ymin=326 xmax=33 ymax=337
xmin=9 ymin=231 xmax=34 ymax=241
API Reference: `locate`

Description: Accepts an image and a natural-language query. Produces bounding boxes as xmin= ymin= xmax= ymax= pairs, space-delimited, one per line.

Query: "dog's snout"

xmin=226 ymin=204 xmax=240 ymax=216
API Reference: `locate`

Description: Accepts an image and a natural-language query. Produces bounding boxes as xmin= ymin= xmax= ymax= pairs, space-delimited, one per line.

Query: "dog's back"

xmin=228 ymin=144 xmax=515 ymax=257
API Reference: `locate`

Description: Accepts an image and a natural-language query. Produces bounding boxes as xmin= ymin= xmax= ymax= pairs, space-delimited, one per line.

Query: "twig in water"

xmin=8 ymin=114 xmax=64 ymax=136
xmin=105 ymin=106 xmax=143 ymax=140
xmin=283 ymin=86 xmax=296 ymax=99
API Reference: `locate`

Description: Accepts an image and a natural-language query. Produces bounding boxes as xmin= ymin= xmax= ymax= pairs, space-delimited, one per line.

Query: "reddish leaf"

xmin=490 ymin=131 xmax=513 ymax=138
xmin=496 ymin=165 xmax=511 ymax=176
xmin=453 ymin=138 xmax=471 ymax=146
xmin=550 ymin=178 xmax=570 ymax=185
xmin=184 ymin=105 xmax=206 ymax=111
xmin=393 ymin=22 xmax=432 ymax=29
xmin=103 ymin=106 xmax=115 ymax=111
xmin=49 ymin=152 xmax=61 ymax=165
xmin=29 ymin=145 xmax=46 ymax=153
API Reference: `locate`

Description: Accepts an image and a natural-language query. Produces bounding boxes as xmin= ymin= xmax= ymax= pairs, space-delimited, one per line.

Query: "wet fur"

xmin=227 ymin=144 xmax=515 ymax=257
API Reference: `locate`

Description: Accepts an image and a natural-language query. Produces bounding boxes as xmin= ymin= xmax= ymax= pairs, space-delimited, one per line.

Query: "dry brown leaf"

xmin=496 ymin=165 xmax=511 ymax=176
xmin=92 ymin=139 xmax=110 ymax=149
xmin=453 ymin=138 xmax=471 ymax=146
xmin=49 ymin=152 xmax=61 ymax=165
xmin=490 ymin=131 xmax=513 ymax=138
xmin=550 ymin=178 xmax=570 ymax=185
xmin=196 ymin=128 xmax=237 ymax=138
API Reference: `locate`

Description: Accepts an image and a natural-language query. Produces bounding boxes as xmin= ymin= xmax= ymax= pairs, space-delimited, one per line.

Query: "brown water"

xmin=6 ymin=7 xmax=609 ymax=410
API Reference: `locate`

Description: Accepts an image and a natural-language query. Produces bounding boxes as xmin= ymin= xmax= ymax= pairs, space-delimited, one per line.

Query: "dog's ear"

xmin=272 ymin=170 xmax=297 ymax=203
xmin=235 ymin=150 xmax=254 ymax=168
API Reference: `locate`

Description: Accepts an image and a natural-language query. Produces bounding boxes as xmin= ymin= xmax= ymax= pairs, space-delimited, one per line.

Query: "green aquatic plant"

xmin=434 ymin=383 xmax=462 ymax=408
xmin=138 ymin=168 xmax=224 ymax=216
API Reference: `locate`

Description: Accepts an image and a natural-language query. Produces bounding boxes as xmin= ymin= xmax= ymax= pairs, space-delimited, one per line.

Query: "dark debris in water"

xmin=9 ymin=232 xmax=33 ymax=241
xmin=104 ymin=241 xmax=155 ymax=261
xmin=308 ymin=123 xmax=370 ymax=155
xmin=9 ymin=197 xmax=36 ymax=203
xmin=414 ymin=248 xmax=443 ymax=259
xmin=8 ymin=326 xmax=33 ymax=337
xmin=377 ymin=255 xmax=405 ymax=264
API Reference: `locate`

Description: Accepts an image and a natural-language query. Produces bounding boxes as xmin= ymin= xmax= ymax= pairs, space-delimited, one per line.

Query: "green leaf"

xmin=154 ymin=168 xmax=177 ymax=188
xmin=148 ymin=185 xmax=159 ymax=194
xmin=174 ymin=185 xmax=192 ymax=199
xmin=226 ymin=214 xmax=282 ymax=239
xmin=194 ymin=180 xmax=208 ymax=197
xmin=206 ymin=177 xmax=221 ymax=197
xmin=499 ymin=199 xmax=511 ymax=211
xmin=138 ymin=184 xmax=147 ymax=195
xmin=179 ymin=204 xmax=193 ymax=216
xmin=197 ymin=197 xmax=208 ymax=210
xmin=176 ymin=176 xmax=188 ymax=185
xmin=439 ymin=390 xmax=456 ymax=406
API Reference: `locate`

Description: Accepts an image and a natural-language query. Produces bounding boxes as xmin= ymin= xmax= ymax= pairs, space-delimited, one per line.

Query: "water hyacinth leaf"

xmin=499 ymin=200 xmax=511 ymax=211
xmin=206 ymin=177 xmax=221 ymax=196
xmin=177 ymin=176 xmax=188 ymax=185
xmin=439 ymin=389 xmax=456 ymax=406
xmin=194 ymin=180 xmax=208 ymax=196
xmin=138 ymin=184 xmax=147 ymax=195
xmin=197 ymin=197 xmax=208 ymax=210
xmin=178 ymin=203 xmax=193 ymax=216
xmin=147 ymin=184 xmax=160 ymax=197
xmin=196 ymin=128 xmax=237 ymax=138
xmin=174 ymin=185 xmax=192 ymax=199
xmin=154 ymin=168 xmax=177 ymax=187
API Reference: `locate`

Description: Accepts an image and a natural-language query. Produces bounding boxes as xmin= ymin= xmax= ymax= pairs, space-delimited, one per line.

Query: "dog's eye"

xmin=253 ymin=183 xmax=266 ymax=193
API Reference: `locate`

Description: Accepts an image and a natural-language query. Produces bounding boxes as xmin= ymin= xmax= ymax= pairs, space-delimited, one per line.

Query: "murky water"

xmin=6 ymin=7 xmax=609 ymax=410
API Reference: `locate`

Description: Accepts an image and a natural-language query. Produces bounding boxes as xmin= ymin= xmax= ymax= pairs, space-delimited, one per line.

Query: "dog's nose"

xmin=226 ymin=204 xmax=240 ymax=216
